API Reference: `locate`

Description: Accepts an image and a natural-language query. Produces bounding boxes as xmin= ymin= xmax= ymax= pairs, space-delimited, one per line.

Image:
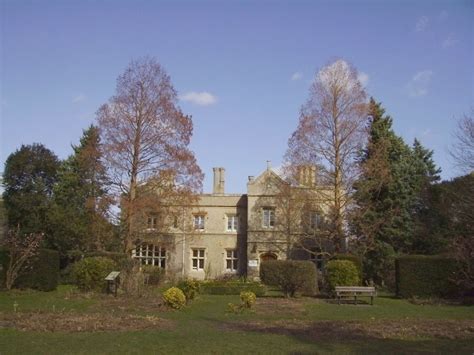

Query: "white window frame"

xmin=262 ymin=208 xmax=275 ymax=228
xmin=191 ymin=248 xmax=205 ymax=270
xmin=226 ymin=214 xmax=239 ymax=232
xmin=193 ymin=214 xmax=205 ymax=231
xmin=225 ymin=249 xmax=239 ymax=272
xmin=133 ymin=244 xmax=166 ymax=268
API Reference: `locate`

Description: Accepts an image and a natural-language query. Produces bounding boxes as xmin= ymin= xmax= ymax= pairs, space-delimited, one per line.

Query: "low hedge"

xmin=12 ymin=249 xmax=60 ymax=291
xmin=200 ymin=281 xmax=266 ymax=296
xmin=260 ymin=260 xmax=318 ymax=297
xmin=395 ymin=255 xmax=460 ymax=298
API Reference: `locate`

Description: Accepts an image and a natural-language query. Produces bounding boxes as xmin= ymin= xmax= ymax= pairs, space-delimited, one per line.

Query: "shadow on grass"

xmin=213 ymin=319 xmax=474 ymax=354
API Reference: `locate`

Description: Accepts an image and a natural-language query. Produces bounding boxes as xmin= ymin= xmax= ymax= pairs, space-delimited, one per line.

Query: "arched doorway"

xmin=260 ymin=252 xmax=277 ymax=262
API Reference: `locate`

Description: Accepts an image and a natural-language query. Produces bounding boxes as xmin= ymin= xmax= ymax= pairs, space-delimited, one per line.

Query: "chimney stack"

xmin=213 ymin=167 xmax=225 ymax=194
xmin=297 ymin=165 xmax=317 ymax=187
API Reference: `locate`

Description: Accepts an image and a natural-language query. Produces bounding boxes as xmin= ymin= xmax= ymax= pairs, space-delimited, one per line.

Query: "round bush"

xmin=72 ymin=257 xmax=117 ymax=292
xmin=177 ymin=279 xmax=201 ymax=301
xmin=325 ymin=260 xmax=360 ymax=289
xmin=162 ymin=287 xmax=186 ymax=309
xmin=240 ymin=291 xmax=256 ymax=309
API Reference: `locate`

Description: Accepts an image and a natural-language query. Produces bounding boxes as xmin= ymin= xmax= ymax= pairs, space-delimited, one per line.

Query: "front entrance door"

xmin=260 ymin=252 xmax=277 ymax=262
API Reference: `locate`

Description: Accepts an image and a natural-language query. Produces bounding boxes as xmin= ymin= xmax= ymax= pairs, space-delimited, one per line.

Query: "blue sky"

xmin=1 ymin=0 xmax=473 ymax=193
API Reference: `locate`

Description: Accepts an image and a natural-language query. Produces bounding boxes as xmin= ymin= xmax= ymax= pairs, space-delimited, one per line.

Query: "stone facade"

xmin=133 ymin=166 xmax=328 ymax=280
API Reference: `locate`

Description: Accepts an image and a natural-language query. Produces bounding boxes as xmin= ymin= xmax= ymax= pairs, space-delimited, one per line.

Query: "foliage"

xmin=450 ymin=234 xmax=474 ymax=295
xmin=240 ymin=291 xmax=256 ymax=309
xmin=227 ymin=291 xmax=257 ymax=314
xmin=285 ymin=59 xmax=368 ymax=250
xmin=395 ymin=255 xmax=460 ymax=298
xmin=96 ymin=56 xmax=203 ymax=253
xmin=177 ymin=279 xmax=201 ymax=300
xmin=72 ymin=257 xmax=117 ymax=292
xmin=2 ymin=143 xmax=60 ymax=235
xmin=15 ymin=248 xmax=60 ymax=291
xmin=0 ymin=229 xmax=44 ymax=290
xmin=47 ymin=126 xmax=114 ymax=255
xmin=260 ymin=260 xmax=317 ymax=297
xmin=331 ymin=254 xmax=363 ymax=279
xmin=362 ymin=241 xmax=396 ymax=289
xmin=162 ymin=287 xmax=186 ymax=309
xmin=199 ymin=280 xmax=266 ymax=296
xmin=352 ymin=99 xmax=441 ymax=254
xmin=325 ymin=260 xmax=360 ymax=289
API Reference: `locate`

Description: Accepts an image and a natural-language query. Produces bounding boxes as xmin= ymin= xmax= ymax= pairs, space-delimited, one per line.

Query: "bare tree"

xmin=286 ymin=59 xmax=368 ymax=251
xmin=97 ymin=57 xmax=203 ymax=253
xmin=2 ymin=229 xmax=43 ymax=290
xmin=450 ymin=109 xmax=474 ymax=173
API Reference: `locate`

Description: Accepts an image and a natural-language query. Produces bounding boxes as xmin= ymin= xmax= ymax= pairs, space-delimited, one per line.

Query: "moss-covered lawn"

xmin=0 ymin=286 xmax=473 ymax=354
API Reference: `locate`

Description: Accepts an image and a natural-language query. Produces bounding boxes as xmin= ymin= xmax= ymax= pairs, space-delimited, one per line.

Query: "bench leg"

xmin=354 ymin=295 xmax=357 ymax=305
xmin=371 ymin=296 xmax=373 ymax=305
xmin=338 ymin=295 xmax=341 ymax=305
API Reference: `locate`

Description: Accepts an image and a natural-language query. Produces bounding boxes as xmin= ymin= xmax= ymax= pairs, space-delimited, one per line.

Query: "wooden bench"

xmin=335 ymin=286 xmax=376 ymax=305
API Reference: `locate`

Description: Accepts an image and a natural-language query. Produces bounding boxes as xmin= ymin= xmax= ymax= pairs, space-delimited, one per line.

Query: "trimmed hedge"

xmin=395 ymin=255 xmax=460 ymax=298
xmin=260 ymin=260 xmax=318 ymax=297
xmin=9 ymin=249 xmax=60 ymax=291
xmin=200 ymin=281 xmax=266 ymax=296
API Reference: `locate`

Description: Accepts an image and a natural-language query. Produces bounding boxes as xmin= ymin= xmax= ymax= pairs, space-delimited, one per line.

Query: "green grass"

xmin=0 ymin=286 xmax=473 ymax=354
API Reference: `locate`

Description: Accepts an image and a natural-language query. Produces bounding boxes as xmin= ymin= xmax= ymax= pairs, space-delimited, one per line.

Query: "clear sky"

xmin=1 ymin=0 xmax=473 ymax=194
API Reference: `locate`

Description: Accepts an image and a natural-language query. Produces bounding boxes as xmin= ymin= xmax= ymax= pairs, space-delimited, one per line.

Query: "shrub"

xmin=72 ymin=257 xmax=117 ymax=292
xmin=395 ymin=255 xmax=460 ymax=298
xmin=260 ymin=260 xmax=317 ymax=297
xmin=13 ymin=249 xmax=60 ymax=291
xmin=325 ymin=260 xmax=360 ymax=290
xmin=200 ymin=280 xmax=266 ymax=296
xmin=363 ymin=242 xmax=396 ymax=290
xmin=331 ymin=254 xmax=363 ymax=278
xmin=162 ymin=287 xmax=186 ymax=309
xmin=240 ymin=291 xmax=256 ymax=309
xmin=177 ymin=279 xmax=201 ymax=301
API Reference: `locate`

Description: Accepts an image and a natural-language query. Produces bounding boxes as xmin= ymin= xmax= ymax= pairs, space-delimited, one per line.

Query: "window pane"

xmin=193 ymin=249 xmax=198 ymax=257
xmin=192 ymin=259 xmax=197 ymax=268
xmin=199 ymin=249 xmax=204 ymax=258
xmin=199 ymin=259 xmax=204 ymax=269
xmin=226 ymin=260 xmax=232 ymax=269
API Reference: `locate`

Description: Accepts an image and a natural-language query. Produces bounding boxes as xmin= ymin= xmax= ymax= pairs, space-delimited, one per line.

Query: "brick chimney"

xmin=213 ymin=167 xmax=225 ymax=194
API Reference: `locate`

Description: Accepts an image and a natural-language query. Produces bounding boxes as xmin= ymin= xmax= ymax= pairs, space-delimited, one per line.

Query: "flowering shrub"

xmin=162 ymin=287 xmax=186 ymax=309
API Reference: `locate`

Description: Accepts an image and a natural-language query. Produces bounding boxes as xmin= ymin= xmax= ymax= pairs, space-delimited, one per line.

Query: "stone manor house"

xmin=132 ymin=165 xmax=329 ymax=279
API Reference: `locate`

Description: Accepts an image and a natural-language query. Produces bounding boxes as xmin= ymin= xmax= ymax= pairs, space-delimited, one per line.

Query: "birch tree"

xmin=286 ymin=59 xmax=368 ymax=251
xmin=97 ymin=57 xmax=203 ymax=253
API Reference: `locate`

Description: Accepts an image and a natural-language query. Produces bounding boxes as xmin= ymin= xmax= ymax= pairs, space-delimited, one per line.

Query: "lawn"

xmin=0 ymin=286 xmax=473 ymax=354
